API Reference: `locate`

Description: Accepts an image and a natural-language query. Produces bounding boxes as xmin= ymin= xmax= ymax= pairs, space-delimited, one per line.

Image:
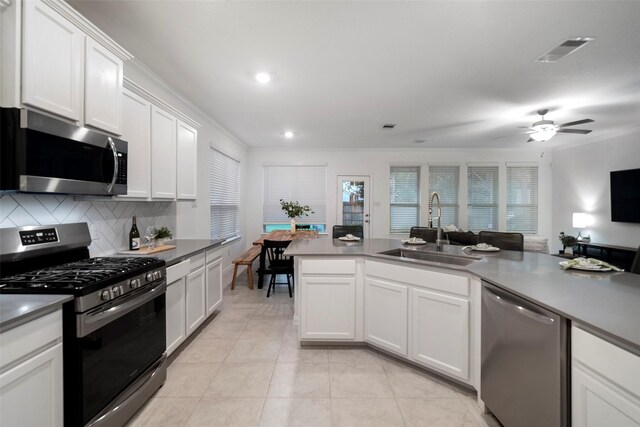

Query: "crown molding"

xmin=123 ymin=77 xmax=201 ymax=129
xmin=42 ymin=0 xmax=133 ymax=61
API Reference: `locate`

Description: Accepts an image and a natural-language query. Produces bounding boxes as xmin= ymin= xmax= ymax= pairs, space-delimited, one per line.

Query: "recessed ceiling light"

xmin=413 ymin=139 xmax=427 ymax=144
xmin=382 ymin=124 xmax=397 ymax=129
xmin=284 ymin=131 xmax=294 ymax=139
xmin=255 ymin=72 xmax=271 ymax=84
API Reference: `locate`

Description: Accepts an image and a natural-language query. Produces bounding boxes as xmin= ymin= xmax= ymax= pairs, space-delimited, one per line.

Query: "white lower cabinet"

xmin=364 ymin=277 xmax=408 ymax=356
xmin=410 ymin=287 xmax=469 ymax=381
xmin=205 ymin=249 xmax=223 ymax=316
xmin=0 ymin=310 xmax=63 ymax=427
xmin=300 ymin=276 xmax=356 ymax=340
xmin=166 ymin=276 xmax=187 ymax=356
xmin=572 ymin=326 xmax=640 ymax=427
xmin=186 ymin=265 xmax=206 ymax=335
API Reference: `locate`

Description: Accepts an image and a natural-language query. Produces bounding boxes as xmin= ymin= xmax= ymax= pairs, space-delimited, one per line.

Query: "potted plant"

xmin=280 ymin=199 xmax=314 ymax=232
xmin=558 ymin=232 xmax=577 ymax=255
xmin=155 ymin=226 xmax=173 ymax=246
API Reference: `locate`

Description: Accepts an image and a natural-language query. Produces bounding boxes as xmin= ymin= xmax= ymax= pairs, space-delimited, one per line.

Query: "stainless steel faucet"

xmin=428 ymin=191 xmax=444 ymax=251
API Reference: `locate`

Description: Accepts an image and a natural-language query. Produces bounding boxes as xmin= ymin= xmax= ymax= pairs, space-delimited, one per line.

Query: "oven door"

xmin=73 ymin=280 xmax=166 ymax=426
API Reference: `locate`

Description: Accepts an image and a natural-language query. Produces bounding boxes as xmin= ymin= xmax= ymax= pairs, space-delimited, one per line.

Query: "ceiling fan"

xmin=520 ymin=109 xmax=594 ymax=142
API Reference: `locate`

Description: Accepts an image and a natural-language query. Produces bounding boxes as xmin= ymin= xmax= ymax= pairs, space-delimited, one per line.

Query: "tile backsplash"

xmin=0 ymin=194 xmax=176 ymax=256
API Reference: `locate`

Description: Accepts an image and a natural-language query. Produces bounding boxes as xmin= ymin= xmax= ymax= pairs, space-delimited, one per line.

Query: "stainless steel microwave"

xmin=1 ymin=108 xmax=127 ymax=196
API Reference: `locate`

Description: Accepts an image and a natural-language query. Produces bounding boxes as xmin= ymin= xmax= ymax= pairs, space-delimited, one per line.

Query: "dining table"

xmin=253 ymin=230 xmax=319 ymax=289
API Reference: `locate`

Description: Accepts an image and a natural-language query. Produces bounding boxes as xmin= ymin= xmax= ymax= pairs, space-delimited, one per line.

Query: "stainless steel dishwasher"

xmin=481 ymin=281 xmax=568 ymax=427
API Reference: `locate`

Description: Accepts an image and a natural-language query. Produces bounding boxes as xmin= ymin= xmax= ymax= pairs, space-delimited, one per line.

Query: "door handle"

xmin=365 ymin=220 xmax=369 ymax=223
xmin=106 ymin=137 xmax=118 ymax=194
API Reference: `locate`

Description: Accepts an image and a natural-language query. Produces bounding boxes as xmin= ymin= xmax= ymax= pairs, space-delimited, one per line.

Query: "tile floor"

xmin=128 ymin=274 xmax=501 ymax=427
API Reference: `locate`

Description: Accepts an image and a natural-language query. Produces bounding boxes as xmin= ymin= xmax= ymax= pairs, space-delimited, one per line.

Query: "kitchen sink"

xmin=378 ymin=249 xmax=480 ymax=266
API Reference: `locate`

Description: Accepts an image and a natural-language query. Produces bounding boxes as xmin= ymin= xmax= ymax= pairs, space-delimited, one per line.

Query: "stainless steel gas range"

xmin=0 ymin=223 xmax=167 ymax=427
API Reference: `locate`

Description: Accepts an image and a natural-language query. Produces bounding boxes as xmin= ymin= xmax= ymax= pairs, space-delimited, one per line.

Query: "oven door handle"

xmin=78 ymin=280 xmax=166 ymax=337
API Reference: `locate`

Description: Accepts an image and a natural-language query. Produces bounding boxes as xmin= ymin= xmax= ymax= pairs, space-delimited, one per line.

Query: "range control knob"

xmin=153 ymin=271 xmax=161 ymax=280
xmin=145 ymin=273 xmax=154 ymax=282
xmin=130 ymin=279 xmax=140 ymax=289
xmin=111 ymin=286 xmax=121 ymax=297
xmin=100 ymin=290 xmax=111 ymax=301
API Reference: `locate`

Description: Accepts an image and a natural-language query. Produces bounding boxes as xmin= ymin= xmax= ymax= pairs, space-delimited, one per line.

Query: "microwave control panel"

xmin=116 ymin=153 xmax=127 ymax=185
xmin=19 ymin=228 xmax=58 ymax=246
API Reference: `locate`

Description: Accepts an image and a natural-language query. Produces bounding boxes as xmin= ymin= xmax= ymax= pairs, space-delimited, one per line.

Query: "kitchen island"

xmin=285 ymin=238 xmax=640 ymax=353
xmin=285 ymin=238 xmax=640 ymax=425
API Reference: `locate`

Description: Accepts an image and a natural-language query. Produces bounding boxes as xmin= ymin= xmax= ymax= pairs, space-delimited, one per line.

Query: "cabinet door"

xmin=150 ymin=106 xmax=177 ymax=199
xmin=572 ymin=364 xmax=640 ymax=427
xmin=176 ymin=120 xmax=198 ymax=200
xmin=120 ymin=89 xmax=151 ymax=198
xmin=0 ymin=343 xmax=63 ymax=427
xmin=166 ymin=278 xmax=186 ymax=356
xmin=300 ymin=276 xmax=356 ymax=340
xmin=410 ymin=287 xmax=469 ymax=381
xmin=206 ymin=256 xmax=223 ymax=316
xmin=186 ymin=266 xmax=206 ymax=336
xmin=84 ymin=38 xmax=123 ymax=135
xmin=22 ymin=0 xmax=83 ymax=121
xmin=364 ymin=277 xmax=408 ymax=356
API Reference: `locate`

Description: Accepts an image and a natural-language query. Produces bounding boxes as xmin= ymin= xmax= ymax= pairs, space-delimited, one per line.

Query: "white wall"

xmin=246 ymin=147 xmax=553 ymax=243
xmin=552 ymin=132 xmax=640 ymax=251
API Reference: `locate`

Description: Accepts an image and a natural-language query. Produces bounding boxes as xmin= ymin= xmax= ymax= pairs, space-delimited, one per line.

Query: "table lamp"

xmin=572 ymin=212 xmax=588 ymax=241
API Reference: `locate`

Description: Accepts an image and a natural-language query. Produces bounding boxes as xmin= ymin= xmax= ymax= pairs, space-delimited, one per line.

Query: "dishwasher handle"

xmin=483 ymin=286 xmax=556 ymax=325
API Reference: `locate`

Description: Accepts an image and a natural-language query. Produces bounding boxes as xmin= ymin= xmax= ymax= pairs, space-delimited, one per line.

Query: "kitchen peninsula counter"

xmin=285 ymin=238 xmax=640 ymax=353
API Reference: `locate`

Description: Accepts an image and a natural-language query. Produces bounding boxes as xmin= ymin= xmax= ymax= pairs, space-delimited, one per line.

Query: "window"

xmin=210 ymin=149 xmax=240 ymax=240
xmin=467 ymin=165 xmax=499 ymax=231
xmin=507 ymin=165 xmax=538 ymax=234
xmin=428 ymin=165 xmax=460 ymax=227
xmin=262 ymin=165 xmax=327 ymax=232
xmin=389 ymin=166 xmax=420 ymax=233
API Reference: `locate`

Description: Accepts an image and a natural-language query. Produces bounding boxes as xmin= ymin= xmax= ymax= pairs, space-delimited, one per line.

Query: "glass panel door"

xmin=337 ymin=176 xmax=370 ymax=238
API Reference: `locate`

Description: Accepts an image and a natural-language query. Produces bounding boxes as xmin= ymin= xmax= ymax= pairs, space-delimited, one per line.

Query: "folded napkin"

xmin=560 ymin=258 xmax=623 ymax=272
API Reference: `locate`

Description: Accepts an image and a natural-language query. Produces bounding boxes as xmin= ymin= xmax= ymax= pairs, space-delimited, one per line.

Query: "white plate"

xmin=338 ymin=236 xmax=361 ymax=241
xmin=471 ymin=245 xmax=500 ymax=252
xmin=559 ymin=261 xmax=612 ymax=272
xmin=402 ymin=239 xmax=427 ymax=245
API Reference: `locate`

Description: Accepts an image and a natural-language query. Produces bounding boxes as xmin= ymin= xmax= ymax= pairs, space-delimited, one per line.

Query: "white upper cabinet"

xmin=121 ymin=88 xmax=151 ymax=198
xmin=151 ymin=105 xmax=177 ymax=199
xmin=176 ymin=120 xmax=198 ymax=200
xmin=84 ymin=38 xmax=123 ymax=135
xmin=22 ymin=0 xmax=83 ymax=121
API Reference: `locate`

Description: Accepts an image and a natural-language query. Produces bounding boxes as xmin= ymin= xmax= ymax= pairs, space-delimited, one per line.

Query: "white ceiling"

xmin=69 ymin=1 xmax=640 ymax=149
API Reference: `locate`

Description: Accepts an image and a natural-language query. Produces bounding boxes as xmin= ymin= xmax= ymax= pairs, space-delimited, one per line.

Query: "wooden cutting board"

xmin=118 ymin=244 xmax=176 ymax=255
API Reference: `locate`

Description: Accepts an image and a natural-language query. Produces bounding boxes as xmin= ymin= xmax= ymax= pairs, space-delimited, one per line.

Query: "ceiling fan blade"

xmin=526 ymin=137 xmax=534 ymax=143
xmin=517 ymin=126 xmax=532 ymax=129
xmin=557 ymin=129 xmax=592 ymax=134
xmin=558 ymin=119 xmax=594 ymax=128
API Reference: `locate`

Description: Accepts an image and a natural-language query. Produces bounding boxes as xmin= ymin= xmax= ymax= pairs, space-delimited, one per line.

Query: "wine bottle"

xmin=129 ymin=216 xmax=140 ymax=250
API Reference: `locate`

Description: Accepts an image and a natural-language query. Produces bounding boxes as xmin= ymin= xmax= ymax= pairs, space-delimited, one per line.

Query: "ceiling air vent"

xmin=382 ymin=124 xmax=396 ymax=129
xmin=536 ymin=37 xmax=594 ymax=63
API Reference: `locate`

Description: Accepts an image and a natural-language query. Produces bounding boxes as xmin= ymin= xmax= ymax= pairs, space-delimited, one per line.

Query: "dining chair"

xmin=631 ymin=246 xmax=640 ymax=274
xmin=409 ymin=227 xmax=437 ymax=242
xmin=332 ymin=225 xmax=364 ymax=239
xmin=263 ymin=240 xmax=294 ymax=297
xmin=478 ymin=231 xmax=524 ymax=252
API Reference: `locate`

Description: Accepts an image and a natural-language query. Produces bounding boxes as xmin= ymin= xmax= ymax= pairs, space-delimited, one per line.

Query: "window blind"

xmin=389 ymin=166 xmax=420 ymax=233
xmin=428 ymin=165 xmax=460 ymax=227
xmin=467 ymin=165 xmax=499 ymax=231
xmin=507 ymin=166 xmax=538 ymax=234
xmin=263 ymin=165 xmax=327 ymax=225
xmin=210 ymin=149 xmax=240 ymax=240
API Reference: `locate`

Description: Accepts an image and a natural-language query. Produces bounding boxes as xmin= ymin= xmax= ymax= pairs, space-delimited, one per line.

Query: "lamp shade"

xmin=573 ymin=212 xmax=588 ymax=228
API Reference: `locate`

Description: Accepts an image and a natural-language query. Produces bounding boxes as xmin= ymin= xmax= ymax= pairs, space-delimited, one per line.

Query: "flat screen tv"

xmin=610 ymin=168 xmax=640 ymax=223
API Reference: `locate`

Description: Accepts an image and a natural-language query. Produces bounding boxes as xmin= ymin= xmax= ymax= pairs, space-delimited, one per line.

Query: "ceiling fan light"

xmin=530 ymin=123 xmax=558 ymax=142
